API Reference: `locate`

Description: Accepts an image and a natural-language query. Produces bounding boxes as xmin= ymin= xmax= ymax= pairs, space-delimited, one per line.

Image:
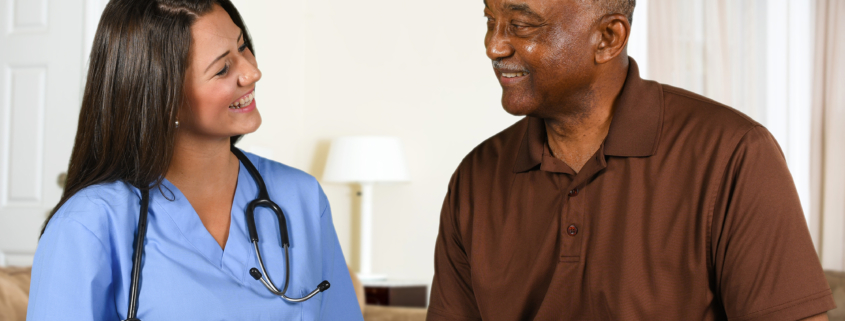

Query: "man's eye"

xmin=216 ymin=65 xmax=229 ymax=76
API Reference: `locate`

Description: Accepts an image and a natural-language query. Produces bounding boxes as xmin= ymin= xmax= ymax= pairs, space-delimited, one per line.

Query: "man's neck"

xmin=544 ymin=61 xmax=627 ymax=173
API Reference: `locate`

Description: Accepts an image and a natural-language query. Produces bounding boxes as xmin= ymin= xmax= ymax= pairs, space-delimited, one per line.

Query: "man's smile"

xmin=502 ymin=71 xmax=529 ymax=78
xmin=493 ymin=60 xmax=530 ymax=85
xmin=497 ymin=69 xmax=530 ymax=85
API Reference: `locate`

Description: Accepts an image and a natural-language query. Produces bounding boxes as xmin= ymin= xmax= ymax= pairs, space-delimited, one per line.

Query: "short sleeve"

xmin=317 ymin=190 xmax=365 ymax=320
xmin=27 ymin=216 xmax=117 ymax=321
xmin=711 ymin=126 xmax=835 ymax=321
xmin=427 ymin=169 xmax=482 ymax=321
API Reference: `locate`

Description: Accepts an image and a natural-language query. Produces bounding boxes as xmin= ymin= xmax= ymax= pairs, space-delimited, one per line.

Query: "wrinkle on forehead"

xmin=486 ymin=0 xmax=588 ymax=18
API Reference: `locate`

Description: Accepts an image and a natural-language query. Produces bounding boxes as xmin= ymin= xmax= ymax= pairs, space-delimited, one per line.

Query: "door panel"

xmin=0 ymin=0 xmax=93 ymax=266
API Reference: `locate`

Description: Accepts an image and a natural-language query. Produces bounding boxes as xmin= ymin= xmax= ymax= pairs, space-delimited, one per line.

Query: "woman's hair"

xmin=42 ymin=0 xmax=253 ymax=234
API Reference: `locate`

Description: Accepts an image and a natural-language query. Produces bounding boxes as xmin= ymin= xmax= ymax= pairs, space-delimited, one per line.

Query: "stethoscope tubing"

xmin=125 ymin=189 xmax=149 ymax=321
xmin=122 ymin=146 xmax=329 ymax=321
xmin=250 ymin=242 xmax=326 ymax=302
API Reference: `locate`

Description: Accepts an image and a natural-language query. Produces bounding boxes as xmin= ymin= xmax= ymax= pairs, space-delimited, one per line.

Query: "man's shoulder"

xmin=457 ymin=117 xmax=528 ymax=172
xmin=660 ymin=84 xmax=760 ymax=135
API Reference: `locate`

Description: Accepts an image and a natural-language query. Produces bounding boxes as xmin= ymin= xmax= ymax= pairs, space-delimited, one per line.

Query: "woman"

xmin=26 ymin=0 xmax=362 ymax=320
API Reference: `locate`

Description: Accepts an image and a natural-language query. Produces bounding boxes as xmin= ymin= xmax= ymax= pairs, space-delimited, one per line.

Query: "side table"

xmin=361 ymin=279 xmax=428 ymax=308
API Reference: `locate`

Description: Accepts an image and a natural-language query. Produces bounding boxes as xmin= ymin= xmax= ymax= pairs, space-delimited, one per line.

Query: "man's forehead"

xmin=484 ymin=0 xmax=567 ymax=15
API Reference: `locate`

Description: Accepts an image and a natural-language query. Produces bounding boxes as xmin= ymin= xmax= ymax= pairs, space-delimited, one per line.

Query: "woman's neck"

xmin=166 ymin=133 xmax=239 ymax=198
xmin=166 ymin=133 xmax=240 ymax=249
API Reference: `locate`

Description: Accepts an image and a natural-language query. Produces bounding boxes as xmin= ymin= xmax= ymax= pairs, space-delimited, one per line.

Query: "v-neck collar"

xmin=153 ymin=157 xmax=255 ymax=283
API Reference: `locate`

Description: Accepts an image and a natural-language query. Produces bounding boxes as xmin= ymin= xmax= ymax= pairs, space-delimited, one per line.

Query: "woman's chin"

xmin=232 ymin=110 xmax=262 ymax=136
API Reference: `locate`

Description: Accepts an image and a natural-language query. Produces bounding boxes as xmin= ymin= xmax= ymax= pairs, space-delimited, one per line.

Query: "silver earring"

xmin=175 ymin=120 xmax=180 ymax=128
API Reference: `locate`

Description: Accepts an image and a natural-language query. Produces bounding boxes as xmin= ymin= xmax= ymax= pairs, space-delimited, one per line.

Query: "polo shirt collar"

xmin=514 ymin=58 xmax=664 ymax=173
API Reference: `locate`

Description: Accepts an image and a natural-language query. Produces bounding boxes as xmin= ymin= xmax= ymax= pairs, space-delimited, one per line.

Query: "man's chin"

xmin=501 ymin=95 xmax=538 ymax=116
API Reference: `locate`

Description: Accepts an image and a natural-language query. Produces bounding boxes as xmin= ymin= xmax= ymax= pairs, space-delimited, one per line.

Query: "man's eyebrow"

xmin=505 ymin=3 xmax=542 ymax=20
xmin=203 ymin=31 xmax=244 ymax=73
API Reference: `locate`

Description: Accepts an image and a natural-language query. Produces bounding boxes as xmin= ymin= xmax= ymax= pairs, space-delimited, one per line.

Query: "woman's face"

xmin=180 ymin=4 xmax=262 ymax=141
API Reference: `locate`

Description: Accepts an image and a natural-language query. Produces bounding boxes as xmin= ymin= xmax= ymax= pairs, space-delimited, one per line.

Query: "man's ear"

xmin=594 ymin=14 xmax=631 ymax=64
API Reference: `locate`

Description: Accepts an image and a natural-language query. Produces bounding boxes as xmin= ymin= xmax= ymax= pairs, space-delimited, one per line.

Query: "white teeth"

xmin=502 ymin=72 xmax=528 ymax=78
xmin=229 ymin=92 xmax=255 ymax=109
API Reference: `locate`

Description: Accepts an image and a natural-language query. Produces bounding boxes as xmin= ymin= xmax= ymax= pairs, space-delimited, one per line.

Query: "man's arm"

xmin=710 ymin=126 xmax=835 ymax=321
xmin=427 ymin=170 xmax=482 ymax=321
xmin=802 ymin=313 xmax=829 ymax=321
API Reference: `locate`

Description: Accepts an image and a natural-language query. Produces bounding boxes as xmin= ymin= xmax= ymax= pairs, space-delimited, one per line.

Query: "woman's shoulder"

xmin=47 ymin=181 xmax=139 ymax=239
xmin=57 ymin=181 xmax=138 ymax=215
xmin=242 ymin=151 xmax=328 ymax=210
xmin=244 ymin=151 xmax=320 ymax=188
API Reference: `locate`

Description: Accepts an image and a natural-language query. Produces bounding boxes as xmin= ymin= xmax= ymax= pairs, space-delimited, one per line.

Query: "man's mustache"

xmin=492 ymin=59 xmax=529 ymax=73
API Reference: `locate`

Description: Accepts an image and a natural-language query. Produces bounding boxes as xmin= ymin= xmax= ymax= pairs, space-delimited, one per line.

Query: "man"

xmin=427 ymin=0 xmax=836 ymax=320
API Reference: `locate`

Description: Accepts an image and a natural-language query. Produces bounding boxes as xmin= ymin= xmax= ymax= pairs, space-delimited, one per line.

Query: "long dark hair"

xmin=42 ymin=0 xmax=253 ymax=234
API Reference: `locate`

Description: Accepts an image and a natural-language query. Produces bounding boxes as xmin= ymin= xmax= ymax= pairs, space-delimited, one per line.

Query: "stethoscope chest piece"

xmin=233 ymin=147 xmax=330 ymax=302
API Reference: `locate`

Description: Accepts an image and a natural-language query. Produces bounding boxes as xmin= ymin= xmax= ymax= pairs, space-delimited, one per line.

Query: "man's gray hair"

xmin=591 ymin=0 xmax=636 ymax=25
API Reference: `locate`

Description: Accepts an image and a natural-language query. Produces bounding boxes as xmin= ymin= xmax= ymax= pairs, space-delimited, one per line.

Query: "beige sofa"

xmin=0 ymin=266 xmax=30 ymax=321
xmin=828 ymin=270 xmax=845 ymax=321
xmin=0 ymin=265 xmax=426 ymax=321
xmin=3 ymin=266 xmax=842 ymax=321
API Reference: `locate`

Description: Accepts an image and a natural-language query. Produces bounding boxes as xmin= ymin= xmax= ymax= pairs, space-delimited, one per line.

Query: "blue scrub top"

xmin=27 ymin=151 xmax=363 ymax=320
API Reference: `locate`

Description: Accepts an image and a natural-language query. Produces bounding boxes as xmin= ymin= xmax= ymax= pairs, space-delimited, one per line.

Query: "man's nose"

xmin=486 ymin=26 xmax=514 ymax=60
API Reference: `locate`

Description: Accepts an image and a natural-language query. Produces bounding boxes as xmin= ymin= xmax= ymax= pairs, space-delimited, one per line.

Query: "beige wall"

xmin=231 ymin=0 xmax=519 ymax=281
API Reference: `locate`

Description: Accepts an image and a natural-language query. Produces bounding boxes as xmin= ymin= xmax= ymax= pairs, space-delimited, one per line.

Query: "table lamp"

xmin=322 ymin=136 xmax=410 ymax=281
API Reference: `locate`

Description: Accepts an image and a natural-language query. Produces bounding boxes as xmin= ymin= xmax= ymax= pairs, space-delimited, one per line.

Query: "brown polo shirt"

xmin=427 ymin=60 xmax=835 ymax=321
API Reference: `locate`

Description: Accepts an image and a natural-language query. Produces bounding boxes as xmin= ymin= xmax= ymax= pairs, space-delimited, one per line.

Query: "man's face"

xmin=484 ymin=0 xmax=598 ymax=117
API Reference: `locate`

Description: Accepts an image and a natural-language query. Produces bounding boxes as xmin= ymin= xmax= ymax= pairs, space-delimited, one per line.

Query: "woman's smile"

xmin=229 ymin=88 xmax=256 ymax=113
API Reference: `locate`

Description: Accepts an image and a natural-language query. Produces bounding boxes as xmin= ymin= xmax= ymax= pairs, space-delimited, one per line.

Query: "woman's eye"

xmin=238 ymin=43 xmax=248 ymax=53
xmin=216 ymin=65 xmax=229 ymax=77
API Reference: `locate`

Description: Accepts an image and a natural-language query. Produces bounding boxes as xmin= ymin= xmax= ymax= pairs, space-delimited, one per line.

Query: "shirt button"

xmin=568 ymin=189 xmax=579 ymax=197
xmin=567 ymin=225 xmax=578 ymax=236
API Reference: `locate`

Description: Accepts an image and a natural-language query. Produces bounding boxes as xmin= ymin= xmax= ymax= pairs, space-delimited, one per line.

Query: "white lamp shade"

xmin=323 ymin=136 xmax=410 ymax=183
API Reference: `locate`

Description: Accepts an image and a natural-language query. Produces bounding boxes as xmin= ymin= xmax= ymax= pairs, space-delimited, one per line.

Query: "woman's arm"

xmin=317 ymin=192 xmax=364 ymax=320
xmin=27 ymin=216 xmax=116 ymax=320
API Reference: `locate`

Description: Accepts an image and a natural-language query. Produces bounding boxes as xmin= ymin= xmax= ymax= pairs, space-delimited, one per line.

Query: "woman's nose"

xmin=239 ymin=63 xmax=262 ymax=87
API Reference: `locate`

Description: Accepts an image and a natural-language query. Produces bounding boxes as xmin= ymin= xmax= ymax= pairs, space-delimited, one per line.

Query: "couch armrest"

xmin=363 ymin=304 xmax=427 ymax=321
xmin=0 ymin=266 xmax=31 ymax=321
xmin=827 ymin=270 xmax=845 ymax=321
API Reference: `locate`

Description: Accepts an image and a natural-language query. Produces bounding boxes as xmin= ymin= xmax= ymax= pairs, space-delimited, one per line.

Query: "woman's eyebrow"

xmin=203 ymin=30 xmax=244 ymax=73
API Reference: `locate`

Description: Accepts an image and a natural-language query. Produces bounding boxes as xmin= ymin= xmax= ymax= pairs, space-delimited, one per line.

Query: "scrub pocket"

xmin=298 ymin=286 xmax=324 ymax=320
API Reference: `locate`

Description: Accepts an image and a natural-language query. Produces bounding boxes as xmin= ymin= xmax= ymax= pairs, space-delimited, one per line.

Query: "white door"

xmin=0 ymin=0 xmax=104 ymax=266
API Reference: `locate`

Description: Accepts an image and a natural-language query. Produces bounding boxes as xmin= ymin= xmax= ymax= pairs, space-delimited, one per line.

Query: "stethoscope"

xmin=123 ymin=146 xmax=331 ymax=321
